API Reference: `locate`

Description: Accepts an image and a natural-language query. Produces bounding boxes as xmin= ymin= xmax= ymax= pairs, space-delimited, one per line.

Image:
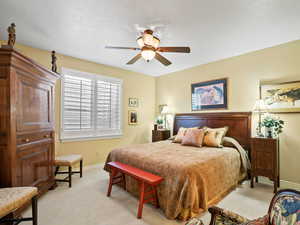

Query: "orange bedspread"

xmin=104 ymin=140 xmax=247 ymax=220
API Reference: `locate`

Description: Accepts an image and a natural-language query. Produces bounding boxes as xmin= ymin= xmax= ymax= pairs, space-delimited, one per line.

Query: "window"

xmin=61 ymin=68 xmax=122 ymax=141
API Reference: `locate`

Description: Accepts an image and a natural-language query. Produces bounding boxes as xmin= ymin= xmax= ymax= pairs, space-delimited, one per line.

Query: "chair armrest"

xmin=208 ymin=206 xmax=250 ymax=225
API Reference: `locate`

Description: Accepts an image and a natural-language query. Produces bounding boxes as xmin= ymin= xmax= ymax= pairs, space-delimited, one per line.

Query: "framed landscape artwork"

xmin=261 ymin=81 xmax=300 ymax=113
xmin=128 ymin=110 xmax=138 ymax=125
xmin=191 ymin=78 xmax=228 ymax=111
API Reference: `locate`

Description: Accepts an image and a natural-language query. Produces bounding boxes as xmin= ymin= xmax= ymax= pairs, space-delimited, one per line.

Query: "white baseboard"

xmin=83 ymin=163 xmax=104 ymax=170
xmin=259 ymin=177 xmax=300 ymax=191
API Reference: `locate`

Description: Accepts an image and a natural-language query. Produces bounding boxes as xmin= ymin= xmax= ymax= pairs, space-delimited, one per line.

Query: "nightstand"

xmin=152 ymin=130 xmax=170 ymax=142
xmin=250 ymin=137 xmax=279 ymax=193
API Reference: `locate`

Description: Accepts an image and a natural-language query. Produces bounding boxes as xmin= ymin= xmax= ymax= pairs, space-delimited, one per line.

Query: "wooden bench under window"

xmin=106 ymin=161 xmax=163 ymax=219
xmin=54 ymin=154 xmax=83 ymax=188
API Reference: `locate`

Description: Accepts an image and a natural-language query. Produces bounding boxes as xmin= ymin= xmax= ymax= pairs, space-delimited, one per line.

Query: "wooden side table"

xmin=152 ymin=130 xmax=170 ymax=142
xmin=250 ymin=137 xmax=279 ymax=193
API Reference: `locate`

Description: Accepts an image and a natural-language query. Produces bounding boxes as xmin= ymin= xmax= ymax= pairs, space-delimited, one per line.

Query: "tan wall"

xmin=156 ymin=40 xmax=300 ymax=184
xmin=1 ymin=41 xmax=155 ymax=166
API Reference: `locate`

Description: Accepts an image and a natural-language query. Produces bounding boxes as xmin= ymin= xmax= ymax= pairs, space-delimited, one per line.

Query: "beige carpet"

xmin=23 ymin=164 xmax=275 ymax=225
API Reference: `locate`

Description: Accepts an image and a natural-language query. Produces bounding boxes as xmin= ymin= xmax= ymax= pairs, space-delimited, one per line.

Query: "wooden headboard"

xmin=173 ymin=112 xmax=252 ymax=150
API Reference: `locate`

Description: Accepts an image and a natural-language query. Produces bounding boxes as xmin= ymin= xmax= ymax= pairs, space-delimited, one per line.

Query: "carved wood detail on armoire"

xmin=0 ymin=46 xmax=60 ymax=196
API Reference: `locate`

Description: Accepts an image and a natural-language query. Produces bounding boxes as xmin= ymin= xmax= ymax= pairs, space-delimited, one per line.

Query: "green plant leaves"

xmin=261 ymin=116 xmax=284 ymax=135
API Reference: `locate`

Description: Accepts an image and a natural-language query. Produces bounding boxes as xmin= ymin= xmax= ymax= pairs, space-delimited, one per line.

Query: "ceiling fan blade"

xmin=126 ymin=53 xmax=142 ymax=64
xmin=157 ymin=47 xmax=191 ymax=53
xmin=105 ymin=46 xmax=141 ymax=51
xmin=155 ymin=53 xmax=172 ymax=66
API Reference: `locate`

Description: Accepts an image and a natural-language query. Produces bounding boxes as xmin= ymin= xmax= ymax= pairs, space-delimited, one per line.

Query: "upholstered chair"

xmin=0 ymin=187 xmax=38 ymax=225
xmin=208 ymin=189 xmax=300 ymax=225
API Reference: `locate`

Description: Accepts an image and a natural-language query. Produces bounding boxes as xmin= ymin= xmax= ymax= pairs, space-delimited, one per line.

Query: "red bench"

xmin=106 ymin=161 xmax=163 ymax=219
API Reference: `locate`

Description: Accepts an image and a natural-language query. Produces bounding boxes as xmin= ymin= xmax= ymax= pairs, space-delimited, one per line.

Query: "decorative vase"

xmin=158 ymin=124 xmax=164 ymax=130
xmin=265 ymin=127 xmax=273 ymax=138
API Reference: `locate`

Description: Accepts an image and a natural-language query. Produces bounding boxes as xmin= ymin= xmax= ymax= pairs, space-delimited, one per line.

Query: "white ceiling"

xmin=0 ymin=0 xmax=300 ymax=76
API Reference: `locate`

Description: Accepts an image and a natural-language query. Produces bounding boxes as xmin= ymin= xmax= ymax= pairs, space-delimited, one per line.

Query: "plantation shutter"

xmin=63 ymin=75 xmax=93 ymax=132
xmin=95 ymin=81 xmax=121 ymax=134
xmin=61 ymin=68 xmax=122 ymax=141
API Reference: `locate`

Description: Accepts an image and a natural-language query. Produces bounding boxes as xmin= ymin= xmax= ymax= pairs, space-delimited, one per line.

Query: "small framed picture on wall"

xmin=128 ymin=110 xmax=138 ymax=125
xmin=191 ymin=78 xmax=228 ymax=111
xmin=128 ymin=98 xmax=139 ymax=107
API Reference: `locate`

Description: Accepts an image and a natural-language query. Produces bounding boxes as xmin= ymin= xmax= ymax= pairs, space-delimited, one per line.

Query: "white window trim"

xmin=60 ymin=67 xmax=123 ymax=142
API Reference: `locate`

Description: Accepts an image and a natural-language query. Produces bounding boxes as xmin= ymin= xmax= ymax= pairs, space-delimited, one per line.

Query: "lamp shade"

xmin=253 ymin=99 xmax=268 ymax=112
xmin=161 ymin=105 xmax=170 ymax=114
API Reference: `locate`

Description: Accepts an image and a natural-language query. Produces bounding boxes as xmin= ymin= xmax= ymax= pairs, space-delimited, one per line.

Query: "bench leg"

xmin=68 ymin=166 xmax=72 ymax=188
xmin=152 ymin=185 xmax=159 ymax=208
xmin=55 ymin=166 xmax=59 ymax=176
xmin=137 ymin=181 xmax=145 ymax=219
xmin=122 ymin=173 xmax=126 ymax=191
xmin=80 ymin=160 xmax=83 ymax=178
xmin=107 ymin=168 xmax=116 ymax=197
xmin=250 ymin=175 xmax=254 ymax=188
xmin=32 ymin=196 xmax=38 ymax=225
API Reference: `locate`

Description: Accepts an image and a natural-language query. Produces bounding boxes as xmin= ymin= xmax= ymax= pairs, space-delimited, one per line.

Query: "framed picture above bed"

xmin=191 ymin=78 xmax=228 ymax=111
xmin=261 ymin=80 xmax=300 ymax=113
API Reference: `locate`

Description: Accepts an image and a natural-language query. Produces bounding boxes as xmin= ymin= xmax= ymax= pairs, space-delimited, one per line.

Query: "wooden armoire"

xmin=0 ymin=46 xmax=60 ymax=194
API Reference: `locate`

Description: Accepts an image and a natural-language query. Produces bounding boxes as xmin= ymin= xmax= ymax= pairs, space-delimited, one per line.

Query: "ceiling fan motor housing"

xmin=143 ymin=29 xmax=153 ymax=35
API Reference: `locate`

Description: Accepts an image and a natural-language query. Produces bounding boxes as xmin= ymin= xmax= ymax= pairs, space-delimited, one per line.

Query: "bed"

xmin=104 ymin=112 xmax=252 ymax=220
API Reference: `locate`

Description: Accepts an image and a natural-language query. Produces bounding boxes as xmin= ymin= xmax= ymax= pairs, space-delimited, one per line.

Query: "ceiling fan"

xmin=105 ymin=29 xmax=191 ymax=66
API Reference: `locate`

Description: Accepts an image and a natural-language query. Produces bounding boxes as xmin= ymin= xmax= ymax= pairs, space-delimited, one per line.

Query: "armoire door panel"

xmin=0 ymin=79 xmax=8 ymax=134
xmin=16 ymin=72 xmax=54 ymax=132
xmin=16 ymin=141 xmax=54 ymax=187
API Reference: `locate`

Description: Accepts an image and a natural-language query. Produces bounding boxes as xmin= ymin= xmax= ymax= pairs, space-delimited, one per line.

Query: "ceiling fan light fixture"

xmin=136 ymin=37 xmax=144 ymax=48
xmin=143 ymin=33 xmax=153 ymax=46
xmin=141 ymin=49 xmax=155 ymax=61
xmin=152 ymin=36 xmax=160 ymax=49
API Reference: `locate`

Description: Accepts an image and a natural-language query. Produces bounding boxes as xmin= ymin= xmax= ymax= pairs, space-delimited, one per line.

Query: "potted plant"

xmin=261 ymin=115 xmax=284 ymax=138
xmin=156 ymin=117 xmax=164 ymax=130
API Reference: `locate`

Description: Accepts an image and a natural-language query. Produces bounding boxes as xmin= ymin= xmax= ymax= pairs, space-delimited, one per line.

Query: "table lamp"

xmin=253 ymin=99 xmax=268 ymax=137
xmin=160 ymin=105 xmax=171 ymax=130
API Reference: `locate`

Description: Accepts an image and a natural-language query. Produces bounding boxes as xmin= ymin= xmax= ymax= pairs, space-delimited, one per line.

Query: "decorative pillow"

xmin=173 ymin=127 xmax=187 ymax=143
xmin=204 ymin=126 xmax=228 ymax=138
xmin=203 ymin=126 xmax=228 ymax=147
xmin=203 ymin=130 xmax=225 ymax=147
xmin=181 ymin=128 xmax=206 ymax=147
xmin=203 ymin=131 xmax=219 ymax=147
